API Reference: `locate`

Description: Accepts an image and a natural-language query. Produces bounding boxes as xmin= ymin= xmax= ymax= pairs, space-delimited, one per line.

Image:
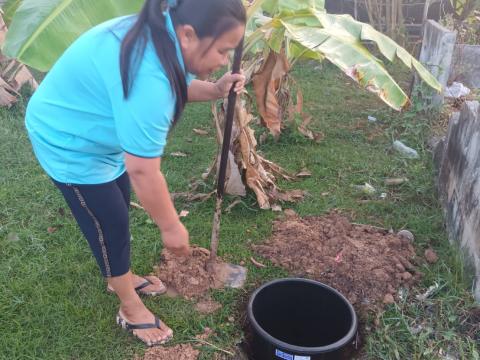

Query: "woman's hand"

xmin=214 ymin=71 xmax=246 ymax=98
xmin=161 ymin=220 xmax=191 ymax=257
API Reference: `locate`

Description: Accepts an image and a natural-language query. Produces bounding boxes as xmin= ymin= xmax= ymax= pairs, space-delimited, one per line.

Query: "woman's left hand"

xmin=214 ymin=71 xmax=246 ymax=99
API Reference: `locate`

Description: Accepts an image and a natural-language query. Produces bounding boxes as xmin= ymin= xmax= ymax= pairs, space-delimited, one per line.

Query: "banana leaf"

xmin=1 ymin=0 xmax=22 ymax=26
xmin=312 ymin=11 xmax=442 ymax=92
xmin=3 ymin=0 xmax=143 ymax=71
xmin=281 ymin=21 xmax=410 ymax=110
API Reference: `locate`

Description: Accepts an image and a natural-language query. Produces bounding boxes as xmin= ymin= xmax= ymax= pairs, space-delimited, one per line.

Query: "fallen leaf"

xmin=385 ymin=178 xmax=409 ymax=186
xmin=223 ymin=151 xmax=247 ymax=196
xmin=179 ymin=210 xmax=190 ymax=218
xmin=170 ymin=152 xmax=188 ymax=157
xmin=130 ymin=201 xmax=144 ymax=210
xmin=47 ymin=227 xmax=57 ymax=234
xmin=321 ymin=192 xmax=330 ymax=196
xmin=271 ymin=204 xmax=282 ymax=212
xmin=425 ymin=248 xmax=439 ymax=264
xmin=250 ymin=257 xmax=267 ymax=268
xmin=283 ymin=209 xmax=297 ymax=218
xmin=271 ymin=189 xmax=307 ymax=203
xmin=195 ymin=327 xmax=215 ymax=340
xmin=296 ymin=168 xmax=312 ymax=178
xmin=193 ymin=128 xmax=209 ymax=136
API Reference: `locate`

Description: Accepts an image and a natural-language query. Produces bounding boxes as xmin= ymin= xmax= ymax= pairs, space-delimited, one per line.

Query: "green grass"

xmin=0 ymin=63 xmax=478 ymax=359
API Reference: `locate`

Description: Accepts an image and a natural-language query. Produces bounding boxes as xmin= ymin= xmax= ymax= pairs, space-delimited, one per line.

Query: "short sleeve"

xmin=109 ymin=72 xmax=175 ymax=158
xmin=186 ymin=72 xmax=196 ymax=86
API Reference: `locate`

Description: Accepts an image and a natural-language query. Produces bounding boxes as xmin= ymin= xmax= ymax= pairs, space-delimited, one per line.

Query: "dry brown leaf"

xmin=250 ymin=257 xmax=267 ymax=268
xmin=47 ymin=227 xmax=57 ymax=234
xmin=296 ymin=168 xmax=312 ymax=178
xmin=296 ymin=87 xmax=304 ymax=115
xmin=223 ymin=151 xmax=246 ymax=196
xmin=171 ymin=151 xmax=188 ymax=157
xmin=193 ymin=128 xmax=209 ymax=136
xmin=252 ymin=51 xmax=290 ymax=138
xmin=271 ymin=189 xmax=307 ymax=203
xmin=130 ymin=201 xmax=144 ymax=210
xmin=271 ymin=204 xmax=282 ymax=212
xmin=210 ymin=94 xmax=298 ymax=210
xmin=0 ymin=16 xmax=37 ymax=107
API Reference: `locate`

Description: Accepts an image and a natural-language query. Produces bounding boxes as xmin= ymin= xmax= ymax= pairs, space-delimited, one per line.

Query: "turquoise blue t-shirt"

xmin=26 ymin=13 xmax=195 ymax=185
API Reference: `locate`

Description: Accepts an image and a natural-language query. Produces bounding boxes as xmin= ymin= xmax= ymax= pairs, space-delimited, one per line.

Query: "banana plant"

xmin=1 ymin=0 xmax=443 ymax=209
xmin=1 ymin=0 xmax=22 ymax=26
xmin=244 ymin=0 xmax=441 ymax=111
xmin=3 ymin=0 xmax=143 ymax=72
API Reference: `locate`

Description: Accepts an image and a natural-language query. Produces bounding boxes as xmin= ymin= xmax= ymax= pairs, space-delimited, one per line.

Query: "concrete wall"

xmin=436 ymin=101 xmax=480 ymax=301
xmin=417 ymin=20 xmax=457 ymax=106
xmin=449 ymin=44 xmax=480 ymax=89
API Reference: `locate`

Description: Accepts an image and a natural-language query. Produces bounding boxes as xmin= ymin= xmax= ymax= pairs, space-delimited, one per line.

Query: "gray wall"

xmin=436 ymin=101 xmax=480 ymax=301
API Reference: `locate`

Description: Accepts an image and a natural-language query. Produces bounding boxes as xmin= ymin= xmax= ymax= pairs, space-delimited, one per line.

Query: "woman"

xmin=25 ymin=0 xmax=246 ymax=346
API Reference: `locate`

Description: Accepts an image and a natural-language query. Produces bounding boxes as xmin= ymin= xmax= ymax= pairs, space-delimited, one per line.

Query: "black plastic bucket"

xmin=247 ymin=278 xmax=358 ymax=360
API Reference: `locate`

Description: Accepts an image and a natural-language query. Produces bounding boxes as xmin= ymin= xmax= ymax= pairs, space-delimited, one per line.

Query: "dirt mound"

xmin=140 ymin=344 xmax=199 ymax=360
xmin=154 ymin=247 xmax=222 ymax=299
xmin=253 ymin=211 xmax=420 ymax=312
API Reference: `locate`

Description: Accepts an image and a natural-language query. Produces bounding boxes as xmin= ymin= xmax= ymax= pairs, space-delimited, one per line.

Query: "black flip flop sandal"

xmin=116 ymin=312 xmax=173 ymax=347
xmin=107 ymin=277 xmax=167 ymax=296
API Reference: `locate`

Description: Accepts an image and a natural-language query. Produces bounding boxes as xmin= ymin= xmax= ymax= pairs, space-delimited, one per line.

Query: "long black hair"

xmin=120 ymin=0 xmax=246 ymax=124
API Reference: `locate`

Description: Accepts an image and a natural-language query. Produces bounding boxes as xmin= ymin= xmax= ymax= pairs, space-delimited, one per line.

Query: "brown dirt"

xmin=424 ymin=248 xmax=439 ymax=264
xmin=140 ymin=344 xmax=199 ymax=360
xmin=253 ymin=211 xmax=421 ymax=313
xmin=194 ymin=299 xmax=223 ymax=315
xmin=154 ymin=247 xmax=223 ymax=299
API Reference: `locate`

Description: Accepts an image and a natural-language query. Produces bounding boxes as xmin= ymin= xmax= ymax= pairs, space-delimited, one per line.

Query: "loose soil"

xmin=140 ymin=344 xmax=199 ymax=360
xmin=154 ymin=247 xmax=223 ymax=299
xmin=253 ymin=210 xmax=421 ymax=314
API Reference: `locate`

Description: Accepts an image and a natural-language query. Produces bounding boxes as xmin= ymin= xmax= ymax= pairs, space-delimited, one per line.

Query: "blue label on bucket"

xmin=275 ymin=349 xmax=294 ymax=360
xmin=294 ymin=356 xmax=311 ymax=360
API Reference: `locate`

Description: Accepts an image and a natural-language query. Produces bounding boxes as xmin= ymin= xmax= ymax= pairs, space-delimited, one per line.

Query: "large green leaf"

xmin=312 ymin=11 xmax=442 ymax=92
xmin=281 ymin=21 xmax=409 ymax=110
xmin=1 ymin=0 xmax=22 ymax=26
xmin=262 ymin=0 xmax=325 ymax=15
xmin=3 ymin=0 xmax=143 ymax=71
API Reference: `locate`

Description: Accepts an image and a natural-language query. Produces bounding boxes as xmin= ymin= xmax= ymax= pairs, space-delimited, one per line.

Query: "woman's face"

xmin=177 ymin=24 xmax=245 ymax=79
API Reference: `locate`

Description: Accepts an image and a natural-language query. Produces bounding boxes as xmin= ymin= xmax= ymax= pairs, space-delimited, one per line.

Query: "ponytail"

xmin=120 ymin=0 xmax=246 ymax=125
xmin=120 ymin=0 xmax=187 ymax=124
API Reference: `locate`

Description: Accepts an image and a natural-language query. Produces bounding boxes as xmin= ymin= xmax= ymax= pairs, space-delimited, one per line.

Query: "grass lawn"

xmin=0 ymin=62 xmax=478 ymax=359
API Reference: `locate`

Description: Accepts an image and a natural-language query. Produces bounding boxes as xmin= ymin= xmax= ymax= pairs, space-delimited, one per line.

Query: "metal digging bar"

xmin=207 ymin=38 xmax=245 ymax=283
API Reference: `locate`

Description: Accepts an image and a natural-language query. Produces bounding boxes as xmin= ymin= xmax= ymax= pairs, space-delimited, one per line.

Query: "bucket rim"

xmin=247 ymin=277 xmax=358 ymax=355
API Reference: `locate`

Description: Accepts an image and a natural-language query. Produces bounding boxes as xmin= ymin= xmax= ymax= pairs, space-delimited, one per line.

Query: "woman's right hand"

xmin=161 ymin=221 xmax=191 ymax=257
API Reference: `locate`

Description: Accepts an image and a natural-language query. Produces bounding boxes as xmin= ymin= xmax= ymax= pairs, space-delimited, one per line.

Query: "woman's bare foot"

xmin=119 ymin=299 xmax=173 ymax=346
xmin=108 ymin=274 xmax=166 ymax=296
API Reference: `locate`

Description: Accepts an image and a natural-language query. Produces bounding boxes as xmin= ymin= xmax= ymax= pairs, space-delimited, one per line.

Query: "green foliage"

xmin=0 ymin=62 xmax=477 ymax=359
xmin=3 ymin=0 xmax=143 ymax=71
xmin=1 ymin=0 xmax=22 ymax=26
xmin=245 ymin=1 xmax=441 ymax=111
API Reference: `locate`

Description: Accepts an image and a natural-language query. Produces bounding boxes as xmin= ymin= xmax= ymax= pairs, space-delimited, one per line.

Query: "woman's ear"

xmin=176 ymin=24 xmax=198 ymax=51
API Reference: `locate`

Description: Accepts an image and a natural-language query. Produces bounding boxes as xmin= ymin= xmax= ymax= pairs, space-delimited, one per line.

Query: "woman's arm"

xmin=188 ymin=72 xmax=245 ymax=102
xmin=125 ymin=153 xmax=190 ymax=256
